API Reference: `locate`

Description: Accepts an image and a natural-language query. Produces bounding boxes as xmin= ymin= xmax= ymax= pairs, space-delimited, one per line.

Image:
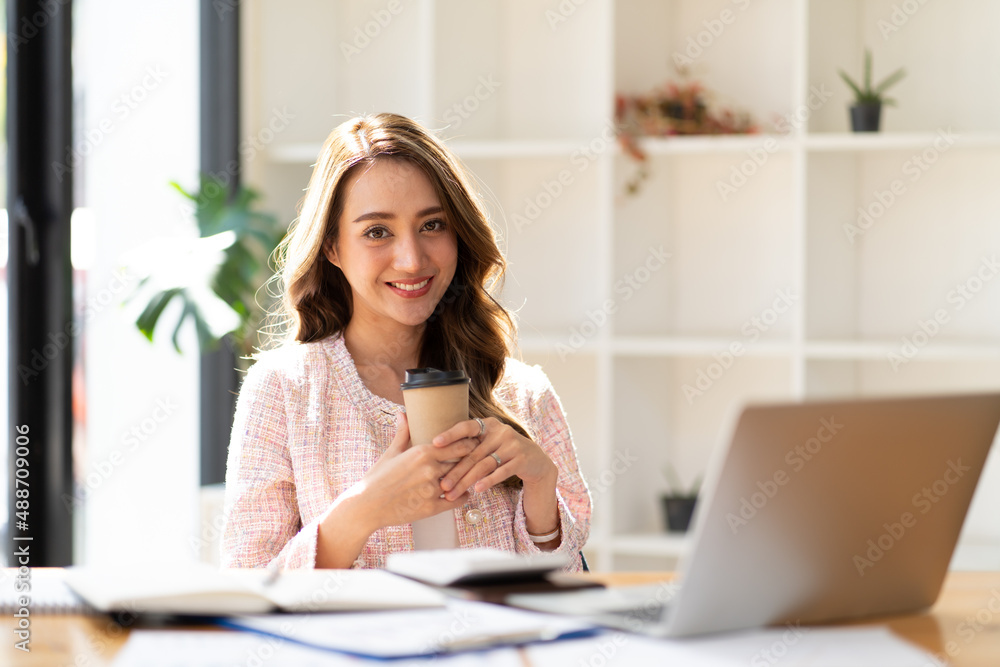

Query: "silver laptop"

xmin=512 ymin=392 xmax=1000 ymax=637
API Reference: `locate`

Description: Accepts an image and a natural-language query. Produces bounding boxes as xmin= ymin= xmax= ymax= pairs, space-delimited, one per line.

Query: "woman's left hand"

xmin=433 ymin=418 xmax=557 ymax=501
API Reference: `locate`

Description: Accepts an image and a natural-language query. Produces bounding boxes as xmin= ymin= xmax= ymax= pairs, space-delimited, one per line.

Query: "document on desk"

xmin=221 ymin=597 xmax=600 ymax=659
xmin=525 ymin=625 xmax=941 ymax=666
xmin=112 ymin=629 xmax=526 ymax=666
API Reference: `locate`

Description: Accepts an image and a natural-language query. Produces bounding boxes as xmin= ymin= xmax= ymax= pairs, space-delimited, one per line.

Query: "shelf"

xmin=631 ymin=134 xmax=795 ymax=155
xmin=806 ymin=340 xmax=1000 ymax=361
xmin=266 ymin=132 xmax=1000 ymax=165
xmin=448 ymin=140 xmax=584 ymax=159
xmin=610 ymin=533 xmax=691 ymax=558
xmin=804 ymin=132 xmax=1000 ymax=152
xmin=516 ymin=334 xmax=601 ymax=356
xmin=267 ymin=140 xmax=588 ymax=164
xmin=612 ymin=336 xmax=794 ymax=357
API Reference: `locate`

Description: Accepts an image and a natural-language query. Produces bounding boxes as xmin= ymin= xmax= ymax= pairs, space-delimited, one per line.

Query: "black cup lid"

xmin=400 ymin=368 xmax=470 ymax=390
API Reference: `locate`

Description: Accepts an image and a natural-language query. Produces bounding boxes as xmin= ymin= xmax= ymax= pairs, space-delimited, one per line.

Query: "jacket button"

xmin=465 ymin=508 xmax=483 ymax=525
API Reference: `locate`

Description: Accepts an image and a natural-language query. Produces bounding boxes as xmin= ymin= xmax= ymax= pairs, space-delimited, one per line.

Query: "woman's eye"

xmin=363 ymin=226 xmax=389 ymax=240
xmin=423 ymin=218 xmax=446 ymax=232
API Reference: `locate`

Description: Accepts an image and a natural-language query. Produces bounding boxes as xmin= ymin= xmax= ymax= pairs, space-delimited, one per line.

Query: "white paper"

xmin=111 ymin=630 xmax=357 ymax=666
xmin=112 ymin=630 xmax=527 ymax=666
xmin=228 ymin=597 xmax=597 ymax=658
xmin=527 ymin=626 xmax=941 ymax=667
xmin=675 ymin=625 xmax=941 ymax=666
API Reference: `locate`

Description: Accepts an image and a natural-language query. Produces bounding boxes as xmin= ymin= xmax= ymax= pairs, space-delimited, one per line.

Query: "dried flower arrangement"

xmin=616 ymin=77 xmax=758 ymax=195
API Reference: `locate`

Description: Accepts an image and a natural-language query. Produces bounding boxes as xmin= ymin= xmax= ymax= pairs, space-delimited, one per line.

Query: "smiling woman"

xmin=221 ymin=113 xmax=591 ymax=571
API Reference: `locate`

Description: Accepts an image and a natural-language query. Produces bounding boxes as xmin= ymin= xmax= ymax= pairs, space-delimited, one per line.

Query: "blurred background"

xmin=4 ymin=0 xmax=1000 ymax=572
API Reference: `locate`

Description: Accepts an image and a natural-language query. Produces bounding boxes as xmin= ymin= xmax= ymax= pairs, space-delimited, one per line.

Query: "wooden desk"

xmin=6 ymin=571 xmax=1000 ymax=666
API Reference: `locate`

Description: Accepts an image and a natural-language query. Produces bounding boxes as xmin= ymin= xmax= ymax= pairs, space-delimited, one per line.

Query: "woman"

xmin=222 ymin=113 xmax=590 ymax=570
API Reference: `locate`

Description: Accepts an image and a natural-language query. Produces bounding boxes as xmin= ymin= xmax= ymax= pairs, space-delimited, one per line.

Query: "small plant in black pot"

xmin=838 ymin=49 xmax=906 ymax=132
xmin=660 ymin=465 xmax=701 ymax=533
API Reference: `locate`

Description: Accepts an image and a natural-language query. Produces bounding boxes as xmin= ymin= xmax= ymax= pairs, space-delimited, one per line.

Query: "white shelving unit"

xmin=243 ymin=0 xmax=1000 ymax=572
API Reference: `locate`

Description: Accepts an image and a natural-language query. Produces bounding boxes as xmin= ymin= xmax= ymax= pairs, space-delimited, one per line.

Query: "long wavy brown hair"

xmin=269 ymin=113 xmax=529 ymax=437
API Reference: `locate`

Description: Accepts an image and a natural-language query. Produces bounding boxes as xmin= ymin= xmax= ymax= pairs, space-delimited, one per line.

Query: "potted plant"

xmin=124 ymin=175 xmax=286 ymax=359
xmin=838 ymin=49 xmax=906 ymax=132
xmin=660 ymin=464 xmax=701 ymax=533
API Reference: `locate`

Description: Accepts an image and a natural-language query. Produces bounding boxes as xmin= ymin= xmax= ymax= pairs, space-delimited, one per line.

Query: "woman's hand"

xmin=433 ymin=418 xmax=561 ymax=542
xmin=316 ymin=412 xmax=474 ymax=568
xmin=358 ymin=412 xmax=477 ymax=530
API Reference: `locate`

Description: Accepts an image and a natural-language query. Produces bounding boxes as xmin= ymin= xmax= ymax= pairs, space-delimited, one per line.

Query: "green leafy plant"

xmin=125 ymin=175 xmax=285 ymax=356
xmin=838 ymin=49 xmax=907 ymax=106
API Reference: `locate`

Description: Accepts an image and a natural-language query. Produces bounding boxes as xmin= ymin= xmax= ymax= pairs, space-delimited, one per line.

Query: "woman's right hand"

xmin=357 ymin=411 xmax=474 ymax=531
xmin=316 ymin=412 xmax=473 ymax=568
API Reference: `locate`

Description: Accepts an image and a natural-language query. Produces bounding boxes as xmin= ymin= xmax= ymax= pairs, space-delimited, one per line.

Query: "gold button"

xmin=465 ymin=508 xmax=483 ymax=525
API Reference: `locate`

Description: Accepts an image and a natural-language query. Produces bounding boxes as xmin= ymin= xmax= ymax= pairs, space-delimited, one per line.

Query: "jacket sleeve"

xmin=221 ymin=359 xmax=320 ymax=569
xmin=511 ymin=372 xmax=592 ymax=570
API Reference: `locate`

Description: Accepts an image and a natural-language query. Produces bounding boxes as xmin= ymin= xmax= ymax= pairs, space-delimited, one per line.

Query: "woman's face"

xmin=325 ymin=158 xmax=458 ymax=331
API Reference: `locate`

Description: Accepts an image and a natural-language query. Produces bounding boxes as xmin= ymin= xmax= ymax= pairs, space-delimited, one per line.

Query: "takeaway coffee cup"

xmin=400 ymin=368 xmax=471 ymax=451
xmin=400 ymin=368 xmax=471 ymax=549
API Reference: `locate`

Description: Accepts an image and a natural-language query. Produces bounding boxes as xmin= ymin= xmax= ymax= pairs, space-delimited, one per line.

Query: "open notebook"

xmin=63 ymin=563 xmax=445 ymax=615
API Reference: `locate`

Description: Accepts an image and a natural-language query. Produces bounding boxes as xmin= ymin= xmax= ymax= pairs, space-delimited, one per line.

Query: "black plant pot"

xmin=850 ymin=103 xmax=882 ymax=132
xmin=661 ymin=495 xmax=697 ymax=533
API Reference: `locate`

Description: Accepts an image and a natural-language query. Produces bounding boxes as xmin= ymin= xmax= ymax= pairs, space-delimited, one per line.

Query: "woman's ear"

xmin=322 ymin=237 xmax=340 ymax=268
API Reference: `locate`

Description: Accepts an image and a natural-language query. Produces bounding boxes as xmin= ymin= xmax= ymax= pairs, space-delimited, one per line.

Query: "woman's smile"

xmin=387 ymin=276 xmax=433 ymax=297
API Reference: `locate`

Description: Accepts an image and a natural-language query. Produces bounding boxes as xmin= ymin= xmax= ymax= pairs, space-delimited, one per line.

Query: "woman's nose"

xmin=392 ymin=233 xmax=425 ymax=272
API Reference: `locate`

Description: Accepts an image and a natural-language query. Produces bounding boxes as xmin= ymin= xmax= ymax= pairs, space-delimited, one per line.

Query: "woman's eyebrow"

xmin=351 ymin=206 xmax=443 ymax=224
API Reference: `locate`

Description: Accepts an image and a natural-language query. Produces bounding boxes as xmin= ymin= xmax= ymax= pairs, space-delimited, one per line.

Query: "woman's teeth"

xmin=390 ymin=279 xmax=429 ymax=291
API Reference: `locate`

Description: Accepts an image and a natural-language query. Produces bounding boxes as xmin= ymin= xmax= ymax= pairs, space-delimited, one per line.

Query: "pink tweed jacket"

xmin=221 ymin=334 xmax=591 ymax=571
